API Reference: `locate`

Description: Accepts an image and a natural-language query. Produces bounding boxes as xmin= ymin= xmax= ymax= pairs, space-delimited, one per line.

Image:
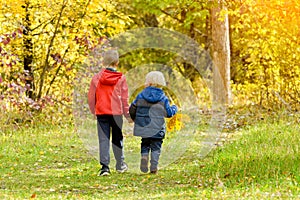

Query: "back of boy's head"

xmin=145 ymin=71 xmax=166 ymax=87
xmin=102 ymin=50 xmax=119 ymax=66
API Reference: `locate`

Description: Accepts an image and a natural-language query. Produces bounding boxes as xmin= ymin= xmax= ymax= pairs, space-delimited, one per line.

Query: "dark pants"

xmin=141 ymin=138 xmax=163 ymax=171
xmin=97 ymin=115 xmax=124 ymax=168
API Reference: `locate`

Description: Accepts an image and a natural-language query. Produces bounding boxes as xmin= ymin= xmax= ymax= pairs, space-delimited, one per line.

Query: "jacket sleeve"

xmin=87 ymin=71 xmax=102 ymax=115
xmin=87 ymin=76 xmax=97 ymax=115
xmin=129 ymin=103 xmax=137 ymax=120
xmin=164 ymin=97 xmax=178 ymax=118
xmin=129 ymin=94 xmax=141 ymax=120
xmin=120 ymin=76 xmax=130 ymax=118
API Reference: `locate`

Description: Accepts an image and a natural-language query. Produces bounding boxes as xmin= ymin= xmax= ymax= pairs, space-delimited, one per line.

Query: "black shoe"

xmin=116 ymin=162 xmax=128 ymax=173
xmin=99 ymin=166 xmax=110 ymax=176
xmin=150 ymin=169 xmax=158 ymax=174
xmin=140 ymin=156 xmax=149 ymax=173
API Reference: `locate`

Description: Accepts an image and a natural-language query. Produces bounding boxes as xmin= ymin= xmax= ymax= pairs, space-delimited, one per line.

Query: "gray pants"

xmin=97 ymin=115 xmax=124 ymax=168
xmin=141 ymin=138 xmax=163 ymax=171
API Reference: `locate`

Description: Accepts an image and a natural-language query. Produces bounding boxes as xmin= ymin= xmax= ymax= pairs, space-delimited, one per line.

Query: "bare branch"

xmin=46 ymin=46 xmax=70 ymax=96
xmin=31 ymin=16 xmax=57 ymax=32
xmin=37 ymin=0 xmax=68 ymax=99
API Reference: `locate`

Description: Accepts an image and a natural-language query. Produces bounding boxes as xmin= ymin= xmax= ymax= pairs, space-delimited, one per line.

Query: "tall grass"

xmin=201 ymin=121 xmax=300 ymax=191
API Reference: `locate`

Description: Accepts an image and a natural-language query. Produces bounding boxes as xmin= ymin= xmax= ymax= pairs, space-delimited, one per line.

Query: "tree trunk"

xmin=23 ymin=0 xmax=35 ymax=99
xmin=211 ymin=2 xmax=231 ymax=106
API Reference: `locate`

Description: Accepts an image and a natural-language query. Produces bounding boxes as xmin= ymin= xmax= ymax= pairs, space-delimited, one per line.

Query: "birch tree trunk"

xmin=211 ymin=2 xmax=231 ymax=106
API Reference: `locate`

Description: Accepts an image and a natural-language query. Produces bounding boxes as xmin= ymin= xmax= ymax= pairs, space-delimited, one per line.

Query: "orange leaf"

xmin=30 ymin=193 xmax=37 ymax=199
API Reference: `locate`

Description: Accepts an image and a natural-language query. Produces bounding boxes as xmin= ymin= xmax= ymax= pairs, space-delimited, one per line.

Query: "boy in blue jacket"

xmin=129 ymin=71 xmax=178 ymax=174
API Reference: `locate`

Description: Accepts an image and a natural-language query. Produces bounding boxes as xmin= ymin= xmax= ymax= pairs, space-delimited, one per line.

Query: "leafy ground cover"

xmin=0 ymin=112 xmax=299 ymax=199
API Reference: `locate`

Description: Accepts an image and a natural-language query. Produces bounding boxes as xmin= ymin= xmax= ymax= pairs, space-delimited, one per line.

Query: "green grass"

xmin=0 ymin=115 xmax=299 ymax=199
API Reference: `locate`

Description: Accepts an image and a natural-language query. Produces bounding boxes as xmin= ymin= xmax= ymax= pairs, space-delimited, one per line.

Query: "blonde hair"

xmin=102 ymin=49 xmax=119 ymax=66
xmin=145 ymin=71 xmax=166 ymax=87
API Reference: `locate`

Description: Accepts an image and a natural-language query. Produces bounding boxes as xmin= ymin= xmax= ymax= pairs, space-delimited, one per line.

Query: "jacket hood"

xmin=100 ymin=69 xmax=123 ymax=85
xmin=141 ymin=86 xmax=165 ymax=103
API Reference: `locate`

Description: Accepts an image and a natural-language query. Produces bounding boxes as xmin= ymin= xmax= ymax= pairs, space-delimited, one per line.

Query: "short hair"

xmin=102 ymin=49 xmax=119 ymax=66
xmin=145 ymin=71 xmax=166 ymax=86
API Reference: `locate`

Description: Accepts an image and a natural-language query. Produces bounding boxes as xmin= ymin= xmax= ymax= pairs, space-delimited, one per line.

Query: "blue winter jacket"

xmin=129 ymin=86 xmax=178 ymax=139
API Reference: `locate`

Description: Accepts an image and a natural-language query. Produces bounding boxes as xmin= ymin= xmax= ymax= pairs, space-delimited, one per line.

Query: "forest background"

xmin=1 ymin=0 xmax=299 ymax=124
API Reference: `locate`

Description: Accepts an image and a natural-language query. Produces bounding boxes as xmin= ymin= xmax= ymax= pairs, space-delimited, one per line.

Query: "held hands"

xmin=126 ymin=117 xmax=134 ymax=123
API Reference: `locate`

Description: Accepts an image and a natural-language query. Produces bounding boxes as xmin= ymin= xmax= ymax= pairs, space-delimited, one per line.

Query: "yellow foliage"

xmin=166 ymin=113 xmax=190 ymax=132
xmin=0 ymin=0 xmax=130 ymax=103
xmin=229 ymin=0 xmax=300 ymax=110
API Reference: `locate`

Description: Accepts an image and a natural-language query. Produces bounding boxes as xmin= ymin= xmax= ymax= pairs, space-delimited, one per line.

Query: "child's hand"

xmin=127 ymin=117 xmax=133 ymax=123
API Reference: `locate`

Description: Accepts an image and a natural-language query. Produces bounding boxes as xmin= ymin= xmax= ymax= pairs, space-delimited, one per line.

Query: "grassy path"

xmin=1 ymin=116 xmax=299 ymax=199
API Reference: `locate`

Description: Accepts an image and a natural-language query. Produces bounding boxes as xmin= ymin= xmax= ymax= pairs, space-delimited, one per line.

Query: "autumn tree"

xmin=0 ymin=0 xmax=130 ymax=117
xmin=114 ymin=0 xmax=213 ymax=107
xmin=1 ymin=0 xmax=299 ymax=126
xmin=229 ymin=0 xmax=300 ymax=110
xmin=115 ymin=0 xmax=299 ymax=110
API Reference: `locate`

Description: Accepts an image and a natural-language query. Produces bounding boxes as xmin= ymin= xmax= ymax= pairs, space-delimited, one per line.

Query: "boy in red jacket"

xmin=88 ymin=49 xmax=131 ymax=176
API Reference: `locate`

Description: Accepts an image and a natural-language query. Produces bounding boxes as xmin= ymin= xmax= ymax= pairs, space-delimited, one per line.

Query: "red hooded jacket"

xmin=88 ymin=68 xmax=130 ymax=118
